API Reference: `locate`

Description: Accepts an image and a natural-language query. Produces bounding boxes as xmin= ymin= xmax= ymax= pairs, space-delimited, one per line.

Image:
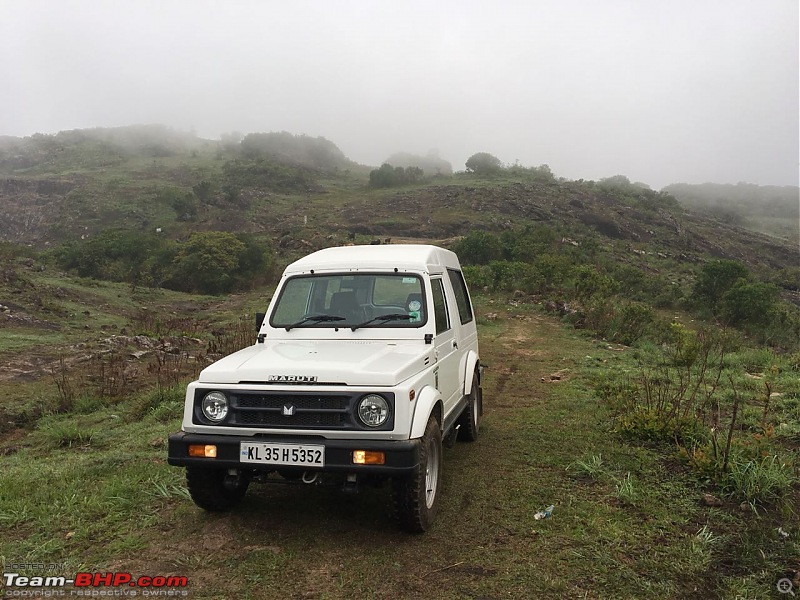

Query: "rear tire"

xmin=457 ymin=373 xmax=482 ymax=442
xmin=186 ymin=467 xmax=249 ymax=512
xmin=393 ymin=415 xmax=442 ymax=533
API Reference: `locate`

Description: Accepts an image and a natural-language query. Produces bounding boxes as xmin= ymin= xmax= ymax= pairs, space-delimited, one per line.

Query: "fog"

xmin=1 ymin=0 xmax=797 ymax=188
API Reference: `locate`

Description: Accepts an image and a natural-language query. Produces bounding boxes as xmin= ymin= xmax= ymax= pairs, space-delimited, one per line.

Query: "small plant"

xmin=148 ymin=401 xmax=183 ymax=423
xmin=720 ymin=455 xmax=794 ymax=508
xmin=693 ymin=525 xmax=722 ymax=548
xmin=91 ymin=351 xmax=130 ymax=399
xmin=40 ymin=421 xmax=95 ymax=448
xmin=614 ymin=472 xmax=638 ymax=505
xmin=690 ymin=525 xmax=723 ymax=568
xmin=569 ymin=454 xmax=606 ymax=480
xmin=129 ymin=385 xmax=184 ymax=422
xmin=148 ymin=480 xmax=191 ymax=500
xmin=147 ymin=347 xmax=191 ymax=391
xmin=51 ymin=355 xmax=76 ymax=413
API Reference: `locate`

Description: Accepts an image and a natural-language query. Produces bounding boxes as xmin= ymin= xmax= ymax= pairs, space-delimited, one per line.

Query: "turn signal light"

xmin=189 ymin=444 xmax=217 ymax=458
xmin=352 ymin=450 xmax=385 ymax=465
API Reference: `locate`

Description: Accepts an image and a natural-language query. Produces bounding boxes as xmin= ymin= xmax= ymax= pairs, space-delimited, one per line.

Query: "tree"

xmin=465 ymin=152 xmax=503 ymax=175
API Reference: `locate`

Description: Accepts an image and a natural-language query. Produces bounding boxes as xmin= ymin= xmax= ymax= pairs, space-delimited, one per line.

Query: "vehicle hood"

xmin=198 ymin=340 xmax=434 ymax=387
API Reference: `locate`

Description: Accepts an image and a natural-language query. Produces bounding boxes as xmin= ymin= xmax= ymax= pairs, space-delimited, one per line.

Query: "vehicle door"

xmin=430 ymin=277 xmax=461 ymax=425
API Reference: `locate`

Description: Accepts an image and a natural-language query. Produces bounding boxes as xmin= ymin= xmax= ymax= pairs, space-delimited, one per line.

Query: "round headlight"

xmin=357 ymin=394 xmax=390 ymax=428
xmin=202 ymin=392 xmax=229 ymax=422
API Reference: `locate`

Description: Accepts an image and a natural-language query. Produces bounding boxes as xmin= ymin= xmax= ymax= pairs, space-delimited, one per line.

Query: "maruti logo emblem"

xmin=268 ymin=375 xmax=318 ymax=383
xmin=282 ymin=404 xmax=296 ymax=416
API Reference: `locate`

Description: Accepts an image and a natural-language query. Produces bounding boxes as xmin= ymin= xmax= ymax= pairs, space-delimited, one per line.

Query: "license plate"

xmin=239 ymin=442 xmax=325 ymax=467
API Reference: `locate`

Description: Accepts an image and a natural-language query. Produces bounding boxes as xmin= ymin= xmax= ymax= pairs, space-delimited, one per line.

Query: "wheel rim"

xmin=425 ymin=435 xmax=440 ymax=509
xmin=472 ymin=386 xmax=480 ymax=431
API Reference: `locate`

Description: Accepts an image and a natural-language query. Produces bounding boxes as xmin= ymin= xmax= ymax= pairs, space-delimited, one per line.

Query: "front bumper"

xmin=167 ymin=432 xmax=420 ymax=475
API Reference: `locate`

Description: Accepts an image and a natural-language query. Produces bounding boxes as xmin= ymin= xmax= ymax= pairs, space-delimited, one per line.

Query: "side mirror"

xmin=255 ymin=312 xmax=266 ymax=331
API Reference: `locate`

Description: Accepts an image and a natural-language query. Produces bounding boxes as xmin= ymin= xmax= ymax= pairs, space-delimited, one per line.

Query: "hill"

xmin=665 ymin=181 xmax=799 ymax=242
xmin=0 ymin=125 xmax=798 ymax=598
xmin=0 ymin=126 xmax=797 ymax=277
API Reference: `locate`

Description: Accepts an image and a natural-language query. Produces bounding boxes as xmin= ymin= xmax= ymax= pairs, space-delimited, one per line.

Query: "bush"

xmin=168 ymin=232 xmax=246 ymax=295
xmin=692 ymin=259 xmax=749 ymax=312
xmin=720 ymin=280 xmax=780 ymax=327
xmin=500 ymin=224 xmax=558 ymax=261
xmin=368 ymin=164 xmax=424 ymax=188
xmin=54 ymin=229 xmax=173 ymax=285
xmin=222 ymin=157 xmax=314 ymax=192
xmin=453 ymin=231 xmax=503 ymax=265
xmin=487 ymin=260 xmax=542 ymax=292
xmin=573 ymin=265 xmax=619 ymax=300
xmin=461 ymin=265 xmax=491 ymax=290
xmin=55 ymin=227 xmax=272 ymax=295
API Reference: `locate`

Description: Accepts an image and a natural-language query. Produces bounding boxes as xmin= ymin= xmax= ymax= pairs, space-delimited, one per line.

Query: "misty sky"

xmin=1 ymin=0 xmax=797 ymax=189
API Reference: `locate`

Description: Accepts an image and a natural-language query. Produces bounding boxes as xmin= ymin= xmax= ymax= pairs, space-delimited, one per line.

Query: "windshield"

xmin=270 ymin=273 xmax=427 ymax=329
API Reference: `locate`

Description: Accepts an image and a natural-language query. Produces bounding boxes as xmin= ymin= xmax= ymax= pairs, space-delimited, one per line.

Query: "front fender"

xmin=410 ymin=385 xmax=442 ymax=439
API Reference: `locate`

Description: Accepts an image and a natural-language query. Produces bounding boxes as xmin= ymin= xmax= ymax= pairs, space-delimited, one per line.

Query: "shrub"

xmin=487 ymin=261 xmax=532 ymax=292
xmin=501 ymin=224 xmax=558 ymax=261
xmin=368 ymin=164 xmax=424 ymax=188
xmin=461 ymin=265 xmax=491 ymax=290
xmin=691 ymin=259 xmax=749 ymax=312
xmin=453 ymin=231 xmax=503 ymax=265
xmin=720 ymin=280 xmax=780 ymax=327
xmin=166 ymin=232 xmax=273 ymax=295
xmin=573 ymin=265 xmax=619 ymax=300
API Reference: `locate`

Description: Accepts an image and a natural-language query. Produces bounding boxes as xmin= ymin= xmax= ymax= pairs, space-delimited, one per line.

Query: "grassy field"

xmin=1 ymin=288 xmax=797 ymax=599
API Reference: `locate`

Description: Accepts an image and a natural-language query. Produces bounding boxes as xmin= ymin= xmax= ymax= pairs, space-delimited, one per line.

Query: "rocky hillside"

xmin=0 ymin=126 xmax=797 ymax=280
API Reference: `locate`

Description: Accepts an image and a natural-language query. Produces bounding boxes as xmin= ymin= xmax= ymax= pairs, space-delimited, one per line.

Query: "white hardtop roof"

xmin=283 ymin=244 xmax=460 ymax=275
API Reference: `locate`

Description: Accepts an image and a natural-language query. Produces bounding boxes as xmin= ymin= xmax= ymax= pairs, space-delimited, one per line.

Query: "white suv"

xmin=168 ymin=244 xmax=483 ymax=532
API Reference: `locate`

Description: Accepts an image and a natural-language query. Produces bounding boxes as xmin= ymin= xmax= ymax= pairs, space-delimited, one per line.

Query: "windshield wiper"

xmin=285 ymin=314 xmax=345 ymax=331
xmin=351 ymin=313 xmax=413 ymax=331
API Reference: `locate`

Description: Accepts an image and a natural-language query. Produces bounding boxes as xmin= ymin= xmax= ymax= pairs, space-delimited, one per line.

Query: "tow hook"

xmin=302 ymin=471 xmax=319 ymax=484
xmin=223 ymin=469 xmax=242 ymax=491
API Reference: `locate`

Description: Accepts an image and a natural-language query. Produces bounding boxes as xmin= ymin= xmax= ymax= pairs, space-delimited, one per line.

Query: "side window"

xmin=431 ymin=279 xmax=451 ymax=335
xmin=447 ymin=269 xmax=474 ymax=325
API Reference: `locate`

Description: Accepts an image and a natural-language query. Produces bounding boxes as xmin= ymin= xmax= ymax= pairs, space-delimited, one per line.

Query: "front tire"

xmin=186 ymin=467 xmax=249 ymax=512
xmin=393 ymin=415 xmax=442 ymax=532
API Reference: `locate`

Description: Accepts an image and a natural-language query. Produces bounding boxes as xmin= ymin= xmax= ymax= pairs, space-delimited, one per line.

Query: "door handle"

xmin=452 ymin=340 xmax=458 ymax=349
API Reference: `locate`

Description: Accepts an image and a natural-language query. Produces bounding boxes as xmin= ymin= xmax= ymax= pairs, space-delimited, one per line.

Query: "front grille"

xmin=230 ymin=392 xmax=351 ymax=429
xmin=192 ymin=389 xmax=394 ymax=431
xmin=236 ymin=395 xmax=347 ymax=410
xmin=238 ymin=411 xmax=346 ymax=427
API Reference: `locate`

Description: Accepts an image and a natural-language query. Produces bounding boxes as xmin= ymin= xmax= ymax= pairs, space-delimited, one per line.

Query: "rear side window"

xmin=447 ymin=269 xmax=474 ymax=325
xmin=431 ymin=279 xmax=451 ymax=335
